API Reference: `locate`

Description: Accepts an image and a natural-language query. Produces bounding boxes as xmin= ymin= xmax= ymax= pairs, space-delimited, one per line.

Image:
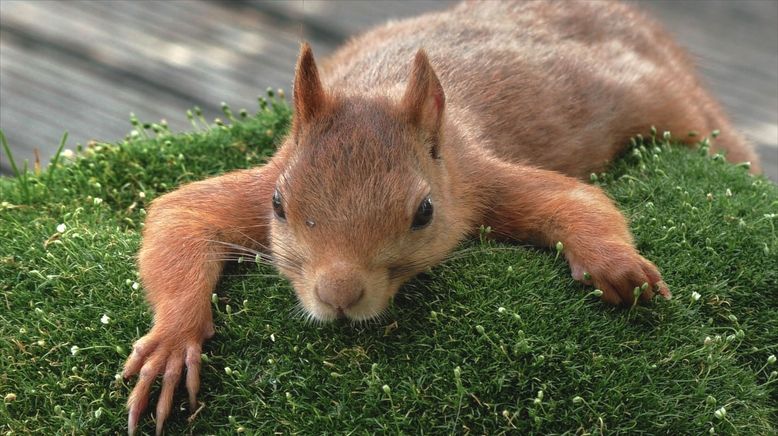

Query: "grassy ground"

xmin=1 ymin=95 xmax=776 ymax=435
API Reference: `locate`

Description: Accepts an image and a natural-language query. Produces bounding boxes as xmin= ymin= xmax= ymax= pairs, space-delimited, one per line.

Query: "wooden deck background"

xmin=1 ymin=0 xmax=776 ymax=180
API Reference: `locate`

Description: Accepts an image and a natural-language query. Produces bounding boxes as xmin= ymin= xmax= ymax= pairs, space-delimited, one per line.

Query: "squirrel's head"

xmin=269 ymin=43 xmax=463 ymax=322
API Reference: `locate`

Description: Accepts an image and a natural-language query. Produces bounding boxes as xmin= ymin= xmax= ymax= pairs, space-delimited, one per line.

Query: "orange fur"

xmin=124 ymin=1 xmax=760 ymax=433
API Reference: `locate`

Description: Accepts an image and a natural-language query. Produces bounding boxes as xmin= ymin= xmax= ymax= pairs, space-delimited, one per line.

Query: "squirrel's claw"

xmin=155 ymin=353 xmax=184 ymax=435
xmin=124 ymin=330 xmax=205 ymax=435
xmin=126 ymin=351 xmax=165 ymax=435
xmin=185 ymin=343 xmax=202 ymax=411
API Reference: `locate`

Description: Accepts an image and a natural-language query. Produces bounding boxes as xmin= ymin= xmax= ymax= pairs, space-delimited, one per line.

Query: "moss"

xmin=1 ymin=97 xmax=775 ymax=434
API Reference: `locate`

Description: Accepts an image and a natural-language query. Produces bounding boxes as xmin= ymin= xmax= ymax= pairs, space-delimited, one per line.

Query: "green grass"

xmin=1 ymin=95 xmax=776 ymax=435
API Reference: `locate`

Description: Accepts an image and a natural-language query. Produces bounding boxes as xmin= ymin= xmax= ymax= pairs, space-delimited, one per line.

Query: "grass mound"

xmin=1 ymin=96 xmax=776 ymax=434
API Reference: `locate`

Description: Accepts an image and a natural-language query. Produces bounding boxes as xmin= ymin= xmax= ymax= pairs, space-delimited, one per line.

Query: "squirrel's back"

xmin=321 ymin=0 xmax=759 ymax=176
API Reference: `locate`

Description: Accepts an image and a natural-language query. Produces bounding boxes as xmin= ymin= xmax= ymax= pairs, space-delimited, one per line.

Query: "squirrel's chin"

xmin=305 ymin=300 xmax=389 ymax=323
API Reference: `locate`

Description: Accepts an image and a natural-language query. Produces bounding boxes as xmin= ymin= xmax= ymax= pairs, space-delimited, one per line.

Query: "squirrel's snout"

xmin=314 ymin=264 xmax=365 ymax=312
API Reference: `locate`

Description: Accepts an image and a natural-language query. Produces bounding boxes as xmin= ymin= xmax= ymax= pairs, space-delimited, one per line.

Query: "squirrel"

xmin=122 ymin=1 xmax=761 ymax=434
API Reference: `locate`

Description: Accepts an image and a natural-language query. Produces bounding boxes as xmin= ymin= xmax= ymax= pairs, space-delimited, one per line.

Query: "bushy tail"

xmin=708 ymin=126 xmax=761 ymax=173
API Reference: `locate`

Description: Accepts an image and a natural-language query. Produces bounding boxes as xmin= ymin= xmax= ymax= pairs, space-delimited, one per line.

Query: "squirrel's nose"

xmin=314 ymin=264 xmax=365 ymax=312
xmin=315 ymin=282 xmax=364 ymax=312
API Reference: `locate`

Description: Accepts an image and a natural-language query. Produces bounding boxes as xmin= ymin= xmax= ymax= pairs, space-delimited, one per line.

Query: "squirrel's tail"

xmin=706 ymin=123 xmax=761 ymax=173
xmin=670 ymin=90 xmax=762 ymax=174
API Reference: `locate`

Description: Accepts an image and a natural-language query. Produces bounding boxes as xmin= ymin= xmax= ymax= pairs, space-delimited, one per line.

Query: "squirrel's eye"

xmin=411 ymin=196 xmax=433 ymax=230
xmin=272 ymin=189 xmax=286 ymax=220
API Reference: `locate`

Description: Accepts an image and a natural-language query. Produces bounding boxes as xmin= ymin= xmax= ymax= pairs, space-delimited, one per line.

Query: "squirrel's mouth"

xmin=294 ymin=281 xmax=397 ymax=323
xmin=319 ymin=300 xmax=390 ymax=323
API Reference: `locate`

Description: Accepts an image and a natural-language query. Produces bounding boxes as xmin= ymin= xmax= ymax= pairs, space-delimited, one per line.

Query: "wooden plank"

xmin=0 ymin=31 xmax=197 ymax=174
xmin=1 ymin=46 xmax=142 ymax=137
xmin=0 ymin=0 xmax=306 ymax=172
xmin=0 ymin=1 xmax=296 ymax=102
xmin=0 ymin=2 xmax=220 ymax=110
xmin=245 ymin=0 xmax=456 ymax=40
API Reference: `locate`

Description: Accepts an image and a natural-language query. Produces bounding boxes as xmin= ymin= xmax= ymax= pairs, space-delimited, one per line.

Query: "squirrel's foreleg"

xmin=477 ymin=157 xmax=670 ymax=305
xmin=123 ymin=164 xmax=279 ymax=435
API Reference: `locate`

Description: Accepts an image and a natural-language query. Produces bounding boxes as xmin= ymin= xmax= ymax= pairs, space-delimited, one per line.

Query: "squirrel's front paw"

xmin=123 ymin=322 xmax=214 ymax=435
xmin=567 ymin=242 xmax=671 ymax=306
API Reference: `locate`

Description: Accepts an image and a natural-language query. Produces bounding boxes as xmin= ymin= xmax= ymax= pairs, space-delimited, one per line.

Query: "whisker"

xmin=289 ymin=302 xmax=307 ymax=321
xmin=204 ymin=252 xmax=298 ymax=270
xmin=201 ymin=237 xmax=305 ymax=273
xmin=219 ymin=273 xmax=283 ymax=279
xmin=205 ymin=239 xmax=262 ymax=255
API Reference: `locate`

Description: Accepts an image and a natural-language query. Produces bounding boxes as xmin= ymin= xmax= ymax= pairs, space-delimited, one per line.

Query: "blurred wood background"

xmin=1 ymin=0 xmax=776 ymax=180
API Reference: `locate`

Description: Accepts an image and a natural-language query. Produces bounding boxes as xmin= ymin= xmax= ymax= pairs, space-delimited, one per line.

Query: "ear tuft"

xmin=401 ymin=49 xmax=446 ymax=139
xmin=293 ymin=42 xmax=326 ymax=127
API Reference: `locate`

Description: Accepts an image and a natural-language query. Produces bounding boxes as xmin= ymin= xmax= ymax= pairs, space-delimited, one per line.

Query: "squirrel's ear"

xmin=401 ymin=49 xmax=445 ymax=149
xmin=293 ymin=42 xmax=326 ymax=127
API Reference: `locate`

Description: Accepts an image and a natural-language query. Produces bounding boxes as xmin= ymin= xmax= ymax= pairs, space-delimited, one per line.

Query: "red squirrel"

xmin=123 ymin=1 xmax=760 ymax=433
